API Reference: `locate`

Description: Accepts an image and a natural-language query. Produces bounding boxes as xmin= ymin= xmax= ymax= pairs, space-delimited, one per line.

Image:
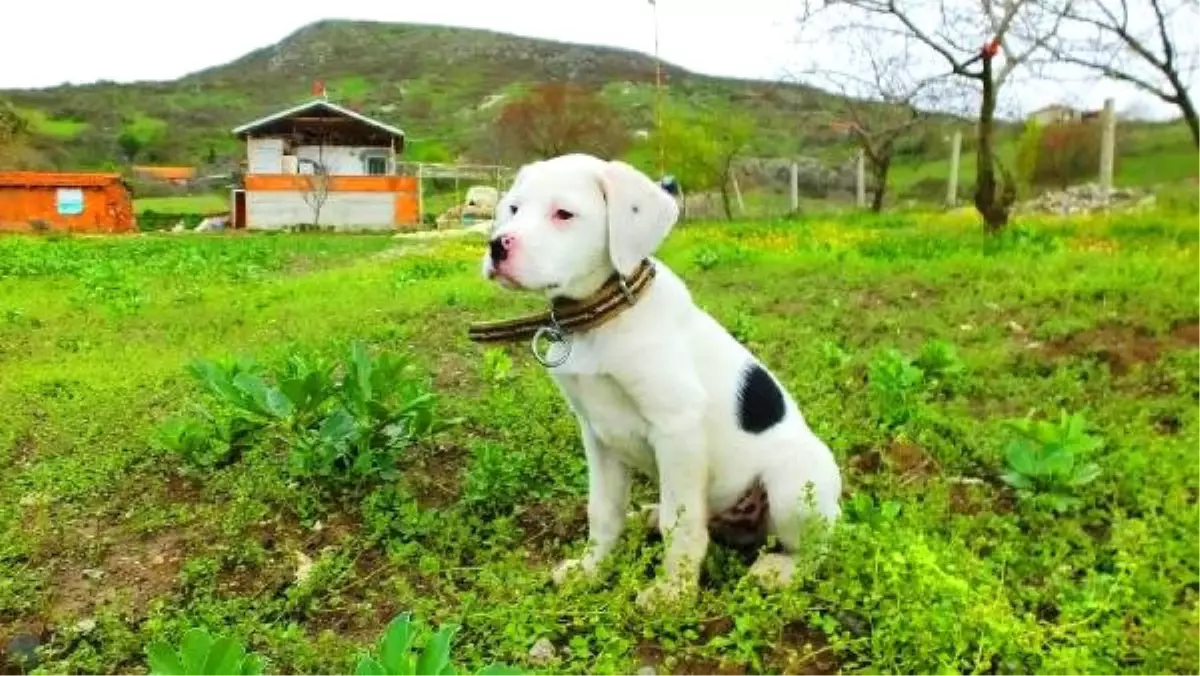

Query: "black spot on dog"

xmin=632 ymin=205 xmax=640 ymax=214
xmin=737 ymin=363 xmax=786 ymax=434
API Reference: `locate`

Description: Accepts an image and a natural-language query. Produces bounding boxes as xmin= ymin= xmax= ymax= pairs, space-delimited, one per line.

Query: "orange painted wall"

xmin=0 ymin=182 xmax=137 ymax=234
xmin=245 ymin=174 xmax=420 ymax=227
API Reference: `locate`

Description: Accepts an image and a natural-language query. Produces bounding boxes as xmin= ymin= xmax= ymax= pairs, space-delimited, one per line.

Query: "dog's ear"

xmin=600 ymin=160 xmax=679 ymax=278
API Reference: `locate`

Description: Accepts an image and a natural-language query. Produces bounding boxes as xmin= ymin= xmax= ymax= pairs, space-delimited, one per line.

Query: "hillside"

xmin=1 ymin=20 xmax=847 ymax=171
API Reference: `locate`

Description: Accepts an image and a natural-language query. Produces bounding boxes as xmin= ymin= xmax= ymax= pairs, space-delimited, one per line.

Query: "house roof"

xmin=1030 ymin=103 xmax=1078 ymax=114
xmin=231 ymin=99 xmax=405 ymax=139
xmin=0 ymin=171 xmax=125 ymax=188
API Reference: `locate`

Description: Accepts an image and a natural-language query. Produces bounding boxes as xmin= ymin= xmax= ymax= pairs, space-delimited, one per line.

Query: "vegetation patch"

xmin=0 ymin=210 xmax=1196 ymax=675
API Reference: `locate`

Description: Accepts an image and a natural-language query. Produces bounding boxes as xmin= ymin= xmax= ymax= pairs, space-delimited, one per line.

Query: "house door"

xmin=232 ymin=190 xmax=246 ymax=229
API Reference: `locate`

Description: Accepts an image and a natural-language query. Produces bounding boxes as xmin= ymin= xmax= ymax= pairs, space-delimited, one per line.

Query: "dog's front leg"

xmin=636 ymin=416 xmax=709 ymax=610
xmin=615 ymin=364 xmax=710 ymax=610
xmin=552 ymin=422 xmax=631 ymax=585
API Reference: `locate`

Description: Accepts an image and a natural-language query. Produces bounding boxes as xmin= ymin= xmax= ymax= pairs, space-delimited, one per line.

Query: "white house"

xmin=230 ymin=98 xmax=419 ymax=231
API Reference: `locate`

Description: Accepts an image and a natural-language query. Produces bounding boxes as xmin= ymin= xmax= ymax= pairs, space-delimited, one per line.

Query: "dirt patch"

xmin=849 ymin=441 xmax=937 ymax=483
xmin=1170 ymin=319 xmax=1200 ymax=345
xmin=948 ymin=480 xmax=1016 ymax=516
xmin=162 ymin=472 xmax=204 ymax=504
xmin=1039 ymin=320 xmax=1199 ymax=376
xmin=403 ymin=443 xmax=469 ymax=509
xmin=1154 ymin=414 xmax=1183 ymax=435
xmin=635 ymin=641 xmax=748 ymax=675
xmin=884 ymin=441 xmax=938 ymax=479
xmin=847 ymin=448 xmax=882 ymax=475
xmin=46 ymin=530 xmax=189 ymax=623
xmin=432 ymin=349 xmax=480 ymax=392
xmin=768 ymin=622 xmax=841 ymax=675
xmin=305 ymin=547 xmax=404 ymax=642
xmin=517 ymin=499 xmax=588 ymax=557
xmin=5 ymin=433 xmax=37 ymax=465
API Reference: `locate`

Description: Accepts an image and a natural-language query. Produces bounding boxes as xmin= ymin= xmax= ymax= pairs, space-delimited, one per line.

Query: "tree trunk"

xmin=973 ymin=54 xmax=1013 ymax=234
xmin=719 ymin=181 xmax=733 ymax=220
xmin=1169 ymin=71 xmax=1200 ymax=147
xmin=870 ymin=153 xmax=892 ymax=213
xmin=719 ymin=153 xmax=737 ymax=220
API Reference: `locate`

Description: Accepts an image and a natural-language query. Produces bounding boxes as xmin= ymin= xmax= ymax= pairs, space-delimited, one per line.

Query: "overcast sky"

xmin=2 ymin=0 xmax=1192 ymax=120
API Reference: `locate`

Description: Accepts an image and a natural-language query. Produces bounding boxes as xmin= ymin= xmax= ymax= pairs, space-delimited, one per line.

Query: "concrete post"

xmin=947 ymin=131 xmax=962 ymax=208
xmin=1098 ymin=97 xmax=1116 ymax=203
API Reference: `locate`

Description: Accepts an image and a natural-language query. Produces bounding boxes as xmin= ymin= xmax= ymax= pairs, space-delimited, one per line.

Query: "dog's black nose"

xmin=489 ymin=237 xmax=507 ymax=263
xmin=489 ymin=236 xmax=511 ymax=263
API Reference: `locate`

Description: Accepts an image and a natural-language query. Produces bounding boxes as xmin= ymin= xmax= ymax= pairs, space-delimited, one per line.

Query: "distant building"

xmin=229 ymin=98 xmax=419 ymax=231
xmin=1028 ymin=103 xmax=1104 ymax=126
xmin=0 ymin=172 xmax=136 ymax=234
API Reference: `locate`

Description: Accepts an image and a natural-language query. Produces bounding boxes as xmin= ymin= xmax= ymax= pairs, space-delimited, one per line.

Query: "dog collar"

xmin=467 ymin=259 xmax=657 ymax=366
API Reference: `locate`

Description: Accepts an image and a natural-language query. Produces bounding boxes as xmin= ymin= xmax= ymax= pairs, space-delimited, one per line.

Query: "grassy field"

xmin=134 ymin=195 xmax=231 ymax=215
xmin=888 ymin=120 xmax=1198 ymax=199
xmin=0 ymin=208 xmax=1197 ymax=675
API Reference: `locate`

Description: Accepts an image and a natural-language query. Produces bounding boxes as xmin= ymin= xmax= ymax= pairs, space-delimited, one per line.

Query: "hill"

xmin=1 ymin=19 xmax=849 ymax=171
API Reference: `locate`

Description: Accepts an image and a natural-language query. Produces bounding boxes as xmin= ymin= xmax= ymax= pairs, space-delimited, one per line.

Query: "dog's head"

xmin=481 ymin=153 xmax=679 ymax=299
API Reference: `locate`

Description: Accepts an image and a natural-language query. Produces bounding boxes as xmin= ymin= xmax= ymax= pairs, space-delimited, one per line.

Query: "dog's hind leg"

xmin=748 ymin=456 xmax=841 ymax=591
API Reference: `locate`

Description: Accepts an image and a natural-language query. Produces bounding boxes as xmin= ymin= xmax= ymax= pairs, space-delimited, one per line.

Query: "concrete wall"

xmin=294 ymin=145 xmax=391 ymax=175
xmin=246 ymin=190 xmax=396 ymax=231
xmin=245 ymin=139 xmax=393 ymax=177
xmin=247 ymin=138 xmax=283 ymax=173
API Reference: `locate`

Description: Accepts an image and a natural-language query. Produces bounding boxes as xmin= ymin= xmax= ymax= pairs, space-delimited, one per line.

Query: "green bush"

xmin=355 ymin=613 xmax=520 ymax=675
xmin=159 ymin=342 xmax=454 ymax=490
xmin=147 ymin=627 xmax=264 ymax=675
xmin=1031 ymin=121 xmax=1106 ymax=189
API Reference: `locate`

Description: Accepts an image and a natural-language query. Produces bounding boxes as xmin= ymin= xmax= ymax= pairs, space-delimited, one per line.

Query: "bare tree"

xmin=790 ymin=33 xmax=946 ymax=211
xmin=300 ymin=144 xmax=331 ymax=230
xmin=800 ymin=0 xmax=1070 ymax=232
xmin=1042 ymin=0 xmax=1199 ymax=145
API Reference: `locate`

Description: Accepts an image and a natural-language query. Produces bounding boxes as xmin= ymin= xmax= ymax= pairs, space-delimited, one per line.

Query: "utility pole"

xmin=650 ymin=0 xmax=664 ymax=176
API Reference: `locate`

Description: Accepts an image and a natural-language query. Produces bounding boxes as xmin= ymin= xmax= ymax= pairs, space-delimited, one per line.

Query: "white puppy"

xmin=476 ymin=153 xmax=842 ymax=609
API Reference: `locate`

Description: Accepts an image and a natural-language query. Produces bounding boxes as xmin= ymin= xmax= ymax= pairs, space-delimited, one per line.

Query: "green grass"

xmin=136 ymin=195 xmax=230 ymax=215
xmin=17 ymin=107 xmax=89 ymax=140
xmin=0 ymin=208 xmax=1197 ymax=675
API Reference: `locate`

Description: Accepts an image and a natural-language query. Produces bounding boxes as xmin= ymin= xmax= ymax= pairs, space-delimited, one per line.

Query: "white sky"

xmin=1 ymin=0 xmax=1194 ymax=121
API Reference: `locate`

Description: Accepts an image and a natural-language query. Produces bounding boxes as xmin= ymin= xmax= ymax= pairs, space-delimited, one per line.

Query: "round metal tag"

xmin=531 ymin=325 xmax=571 ymax=368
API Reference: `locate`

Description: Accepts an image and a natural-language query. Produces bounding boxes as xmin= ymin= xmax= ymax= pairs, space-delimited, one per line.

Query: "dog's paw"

xmin=551 ymin=557 xmax=596 ymax=586
xmin=635 ymin=577 xmax=696 ymax=611
xmin=747 ymin=553 xmax=797 ymax=591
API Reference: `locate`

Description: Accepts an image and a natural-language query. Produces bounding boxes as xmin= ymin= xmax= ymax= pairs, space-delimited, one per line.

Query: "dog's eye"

xmin=553 ymin=209 xmax=575 ymax=221
xmin=509 ymin=204 xmax=518 ymax=215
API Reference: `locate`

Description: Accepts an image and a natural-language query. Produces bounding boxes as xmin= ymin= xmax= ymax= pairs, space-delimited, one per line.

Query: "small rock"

xmin=151 ymin=553 xmax=166 ymax=565
xmin=4 ymin=633 xmax=40 ymax=670
xmin=82 ymin=568 xmax=105 ymax=581
xmin=294 ymin=551 xmax=314 ymax=584
xmin=527 ymin=638 xmax=557 ymax=666
xmin=74 ymin=618 xmax=97 ymax=633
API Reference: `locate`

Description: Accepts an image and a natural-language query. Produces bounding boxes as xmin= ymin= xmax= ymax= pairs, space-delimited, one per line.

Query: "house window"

xmin=365 ymin=156 xmax=388 ymax=176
